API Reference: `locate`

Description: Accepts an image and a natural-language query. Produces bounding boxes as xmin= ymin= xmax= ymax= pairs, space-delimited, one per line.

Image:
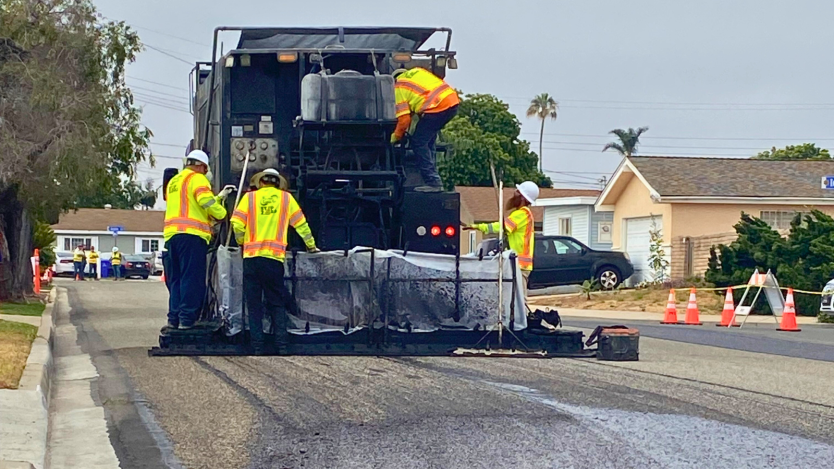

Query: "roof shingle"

xmin=629 ymin=156 xmax=834 ymax=198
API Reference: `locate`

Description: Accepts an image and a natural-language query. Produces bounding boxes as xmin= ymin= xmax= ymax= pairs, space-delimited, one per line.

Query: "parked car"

xmin=123 ymin=255 xmax=151 ymax=279
xmin=53 ymin=251 xmax=75 ymax=276
xmin=820 ymin=279 xmax=834 ymax=320
xmin=153 ymin=252 xmax=163 ymax=276
xmin=475 ymin=235 xmax=634 ymax=289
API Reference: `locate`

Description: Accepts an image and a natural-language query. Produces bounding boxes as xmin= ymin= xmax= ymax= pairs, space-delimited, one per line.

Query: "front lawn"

xmin=534 ymin=285 xmax=725 ymax=314
xmin=0 ymin=320 xmax=39 ymax=389
xmin=0 ymin=301 xmax=46 ymax=317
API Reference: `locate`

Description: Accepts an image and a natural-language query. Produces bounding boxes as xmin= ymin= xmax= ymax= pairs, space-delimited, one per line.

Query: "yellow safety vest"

xmin=231 ymin=187 xmax=316 ymax=262
xmin=111 ymin=252 xmax=122 ymax=266
xmin=88 ymin=251 xmax=99 ymax=264
xmin=476 ymin=206 xmax=535 ymax=271
xmin=164 ymin=168 xmax=227 ymax=243
xmin=394 ymin=68 xmax=459 ymax=118
xmin=73 ymin=249 xmax=84 ymax=262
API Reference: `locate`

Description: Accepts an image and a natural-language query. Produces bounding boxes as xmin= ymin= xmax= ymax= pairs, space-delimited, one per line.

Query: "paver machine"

xmin=151 ymin=27 xmax=624 ymax=359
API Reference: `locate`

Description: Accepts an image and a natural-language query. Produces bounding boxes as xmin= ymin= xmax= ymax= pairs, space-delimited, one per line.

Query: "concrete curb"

xmin=533 ymin=306 xmax=820 ymax=325
xmin=0 ymin=288 xmax=57 ymax=469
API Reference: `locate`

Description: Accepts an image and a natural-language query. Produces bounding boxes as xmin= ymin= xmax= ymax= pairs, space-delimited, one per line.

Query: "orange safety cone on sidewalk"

xmin=684 ymin=288 xmax=703 ymax=325
xmin=777 ymin=288 xmax=801 ymax=332
xmin=661 ymin=289 xmax=679 ymax=324
xmin=717 ymin=288 xmax=740 ymax=327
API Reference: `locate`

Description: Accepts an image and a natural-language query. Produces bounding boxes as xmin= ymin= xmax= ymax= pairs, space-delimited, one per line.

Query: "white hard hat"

xmin=391 ymin=68 xmax=408 ymax=79
xmin=112 ymin=247 xmax=119 ymax=252
xmin=516 ymin=181 xmax=540 ymax=204
xmin=186 ymin=149 xmax=210 ymax=167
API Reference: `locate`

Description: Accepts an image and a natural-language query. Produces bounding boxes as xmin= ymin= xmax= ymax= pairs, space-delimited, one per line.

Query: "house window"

xmin=760 ymin=211 xmax=808 ymax=230
xmin=138 ymin=238 xmax=161 ymax=253
xmin=468 ymin=231 xmax=477 ymax=254
xmin=559 ymin=217 xmax=572 ymax=236
xmin=63 ymin=237 xmax=92 ymax=251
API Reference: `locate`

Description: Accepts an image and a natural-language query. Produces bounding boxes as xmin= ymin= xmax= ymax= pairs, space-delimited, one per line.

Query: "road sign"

xmin=107 ymin=225 xmax=124 ymax=237
xmin=821 ymin=176 xmax=834 ymax=189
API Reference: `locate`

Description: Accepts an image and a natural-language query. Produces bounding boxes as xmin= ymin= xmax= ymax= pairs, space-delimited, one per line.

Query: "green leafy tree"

xmin=752 ymin=143 xmax=831 ymax=161
xmin=439 ymin=93 xmax=551 ymax=189
xmin=705 ymin=211 xmax=834 ymax=316
xmin=526 ymin=93 xmax=558 ymax=172
xmin=602 ymin=127 xmax=649 ymax=157
xmin=648 ymin=217 xmax=669 ymax=283
xmin=0 ymin=0 xmax=150 ymax=299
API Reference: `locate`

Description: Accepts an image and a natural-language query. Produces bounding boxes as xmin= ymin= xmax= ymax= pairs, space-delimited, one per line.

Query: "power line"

xmin=501 ymin=96 xmax=834 ymax=107
xmin=134 ymin=99 xmax=192 ymax=114
xmin=144 ymin=44 xmax=194 ymax=66
xmin=542 ymin=170 xmax=602 ymax=181
xmin=538 ymin=140 xmax=834 ymax=152
xmin=521 ymin=131 xmax=834 ymax=142
xmin=542 ymin=147 xmax=761 ymax=157
xmin=129 ymin=84 xmax=189 ymax=100
xmin=131 ymin=24 xmax=212 ymax=47
xmin=128 ymin=76 xmax=188 ymax=91
xmin=151 ymin=142 xmax=189 ymax=149
xmin=134 ymin=95 xmax=190 ymax=111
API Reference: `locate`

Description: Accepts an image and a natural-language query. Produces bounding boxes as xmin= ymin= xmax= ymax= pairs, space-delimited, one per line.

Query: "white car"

xmin=153 ymin=252 xmax=163 ymax=275
xmin=820 ymin=279 xmax=834 ymax=319
xmin=53 ymin=251 xmax=75 ymax=276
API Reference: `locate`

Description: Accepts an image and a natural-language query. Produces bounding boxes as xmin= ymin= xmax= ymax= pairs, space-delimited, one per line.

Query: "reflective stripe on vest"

xmin=518 ymin=207 xmax=534 ymax=270
xmin=243 ymin=190 xmax=291 ymax=258
xmin=420 ymin=83 xmax=452 ymax=113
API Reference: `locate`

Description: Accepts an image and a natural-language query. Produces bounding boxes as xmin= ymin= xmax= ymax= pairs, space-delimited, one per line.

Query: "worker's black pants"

xmin=166 ymin=234 xmax=207 ymax=328
xmin=410 ymin=104 xmax=458 ymax=186
xmin=88 ymin=263 xmax=97 ymax=279
xmin=243 ymin=257 xmax=294 ymax=351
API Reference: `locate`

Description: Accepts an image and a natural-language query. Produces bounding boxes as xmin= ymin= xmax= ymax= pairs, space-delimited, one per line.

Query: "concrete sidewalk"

xmin=531 ymin=306 xmax=821 ymax=325
xmin=0 ymin=290 xmax=56 ymax=469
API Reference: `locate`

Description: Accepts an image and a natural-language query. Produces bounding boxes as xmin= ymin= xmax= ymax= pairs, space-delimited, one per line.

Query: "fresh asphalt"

xmin=53 ymin=279 xmax=834 ymax=469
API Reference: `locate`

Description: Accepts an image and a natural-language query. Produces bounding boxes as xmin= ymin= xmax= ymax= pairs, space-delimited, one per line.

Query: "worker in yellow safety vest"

xmin=86 ymin=247 xmax=100 ymax=280
xmin=231 ymin=168 xmax=319 ymax=354
xmin=73 ymin=244 xmax=86 ymax=281
xmin=163 ymin=150 xmax=233 ymax=330
xmin=463 ymin=181 xmax=539 ymax=302
xmin=110 ymin=247 xmax=123 ymax=281
xmin=391 ymin=67 xmax=460 ymax=192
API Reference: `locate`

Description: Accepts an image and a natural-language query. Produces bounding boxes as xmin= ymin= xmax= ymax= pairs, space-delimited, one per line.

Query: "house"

xmin=538 ymin=195 xmax=610 ymax=250
xmin=596 ymin=156 xmax=834 ymax=283
xmin=51 ymin=208 xmax=165 ymax=255
xmin=457 ymin=186 xmax=601 ymax=254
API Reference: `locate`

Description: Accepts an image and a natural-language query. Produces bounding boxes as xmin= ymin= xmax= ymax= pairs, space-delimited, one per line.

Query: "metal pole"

xmin=490 ymin=163 xmax=504 ymax=347
xmin=224 ymin=149 xmax=251 ymax=247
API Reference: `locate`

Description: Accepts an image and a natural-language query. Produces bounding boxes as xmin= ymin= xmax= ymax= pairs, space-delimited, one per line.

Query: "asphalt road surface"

xmin=53 ymin=279 xmax=834 ymax=469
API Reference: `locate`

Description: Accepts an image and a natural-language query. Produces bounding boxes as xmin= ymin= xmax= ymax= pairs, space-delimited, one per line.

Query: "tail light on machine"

xmin=430 ymin=226 xmax=441 ymax=237
xmin=445 ymin=226 xmax=456 ymax=237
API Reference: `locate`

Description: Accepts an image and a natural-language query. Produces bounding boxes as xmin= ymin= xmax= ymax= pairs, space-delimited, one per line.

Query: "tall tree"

xmin=602 ymin=127 xmax=650 ymax=157
xmin=439 ymin=93 xmax=551 ymax=189
xmin=525 ymin=93 xmax=559 ymax=172
xmin=0 ymin=0 xmax=150 ymax=299
xmin=752 ymin=143 xmax=831 ymax=161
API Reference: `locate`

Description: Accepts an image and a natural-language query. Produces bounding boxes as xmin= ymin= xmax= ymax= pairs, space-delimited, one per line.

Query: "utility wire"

xmin=521 ymin=131 xmax=834 ymax=142
xmin=128 ymin=76 xmax=188 ymax=91
xmin=144 ymin=44 xmax=194 ymax=66
xmin=135 ymin=99 xmax=192 ymax=114
xmin=131 ymin=24 xmax=212 ymax=47
xmin=130 ymin=84 xmax=189 ymax=100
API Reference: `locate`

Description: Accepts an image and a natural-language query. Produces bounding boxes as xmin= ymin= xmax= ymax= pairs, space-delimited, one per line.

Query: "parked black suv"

xmin=476 ymin=235 xmax=634 ymax=289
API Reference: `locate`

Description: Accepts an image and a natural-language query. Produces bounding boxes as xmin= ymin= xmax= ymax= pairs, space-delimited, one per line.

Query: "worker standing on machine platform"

xmin=231 ymin=168 xmax=319 ymax=355
xmin=464 ymin=181 xmax=539 ymax=301
xmin=391 ymin=67 xmax=460 ymax=193
xmin=163 ymin=150 xmax=230 ymax=330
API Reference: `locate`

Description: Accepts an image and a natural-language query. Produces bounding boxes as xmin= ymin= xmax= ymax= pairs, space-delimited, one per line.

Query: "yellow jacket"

xmin=392 ymin=68 xmax=459 ymax=141
xmin=231 ymin=187 xmax=316 ymax=262
xmin=87 ymin=251 xmax=99 ymax=264
xmin=73 ymin=248 xmax=85 ymax=262
xmin=475 ymin=206 xmax=535 ymax=271
xmin=164 ymin=168 xmax=227 ymax=243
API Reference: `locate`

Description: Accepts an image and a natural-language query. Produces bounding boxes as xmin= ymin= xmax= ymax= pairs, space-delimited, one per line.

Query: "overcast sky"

xmin=95 ymin=0 xmax=834 ymax=203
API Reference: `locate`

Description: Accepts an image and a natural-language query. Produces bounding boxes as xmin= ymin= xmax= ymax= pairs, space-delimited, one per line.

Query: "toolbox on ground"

xmin=585 ymin=325 xmax=640 ymax=361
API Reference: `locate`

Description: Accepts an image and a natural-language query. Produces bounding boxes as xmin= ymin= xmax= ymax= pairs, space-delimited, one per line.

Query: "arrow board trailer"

xmin=150 ymin=26 xmax=624 ymax=358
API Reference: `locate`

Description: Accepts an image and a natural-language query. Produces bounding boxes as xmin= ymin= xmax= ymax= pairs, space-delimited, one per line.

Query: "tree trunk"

xmin=0 ymin=187 xmax=34 ymax=301
xmin=538 ymin=118 xmax=546 ymax=172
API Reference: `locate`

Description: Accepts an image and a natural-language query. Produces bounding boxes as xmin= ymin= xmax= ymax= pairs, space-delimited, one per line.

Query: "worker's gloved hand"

xmin=461 ymin=224 xmax=475 ymax=231
xmin=218 ymin=185 xmax=236 ymax=200
xmin=390 ymin=134 xmax=401 ymax=144
xmin=307 ymin=247 xmax=321 ymax=253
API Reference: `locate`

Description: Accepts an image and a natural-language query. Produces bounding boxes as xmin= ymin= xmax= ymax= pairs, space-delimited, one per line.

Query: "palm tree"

xmin=526 ymin=93 xmax=559 ymax=172
xmin=602 ymin=127 xmax=649 ymax=157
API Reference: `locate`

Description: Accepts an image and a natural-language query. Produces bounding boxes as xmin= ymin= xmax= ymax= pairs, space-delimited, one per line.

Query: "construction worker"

xmin=72 ymin=244 xmax=85 ymax=281
xmin=111 ymin=247 xmax=122 ymax=281
xmin=87 ymin=247 xmax=99 ymax=280
xmin=231 ymin=168 xmax=319 ymax=354
xmin=463 ymin=181 xmax=539 ymax=301
xmin=163 ymin=150 xmax=232 ymax=330
xmin=391 ymin=67 xmax=460 ymax=192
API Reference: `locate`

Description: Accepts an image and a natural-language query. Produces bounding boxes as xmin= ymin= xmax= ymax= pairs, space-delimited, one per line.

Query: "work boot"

xmin=414 ymin=184 xmax=443 ymax=193
xmin=178 ymin=323 xmax=194 ymax=330
xmin=161 ymin=322 xmax=178 ymax=333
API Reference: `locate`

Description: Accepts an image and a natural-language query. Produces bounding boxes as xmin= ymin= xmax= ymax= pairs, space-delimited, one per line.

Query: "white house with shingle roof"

xmin=597 ymin=156 xmax=834 ymax=282
xmin=51 ymin=207 xmax=164 ymax=255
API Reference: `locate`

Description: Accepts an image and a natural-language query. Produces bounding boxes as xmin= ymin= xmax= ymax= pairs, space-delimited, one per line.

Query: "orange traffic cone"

xmin=160 ymin=271 xmax=166 ymax=283
xmin=661 ymin=289 xmax=679 ymax=324
xmin=777 ymin=288 xmax=801 ymax=332
xmin=684 ymin=288 xmax=702 ymax=325
xmin=717 ymin=288 xmax=740 ymax=327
